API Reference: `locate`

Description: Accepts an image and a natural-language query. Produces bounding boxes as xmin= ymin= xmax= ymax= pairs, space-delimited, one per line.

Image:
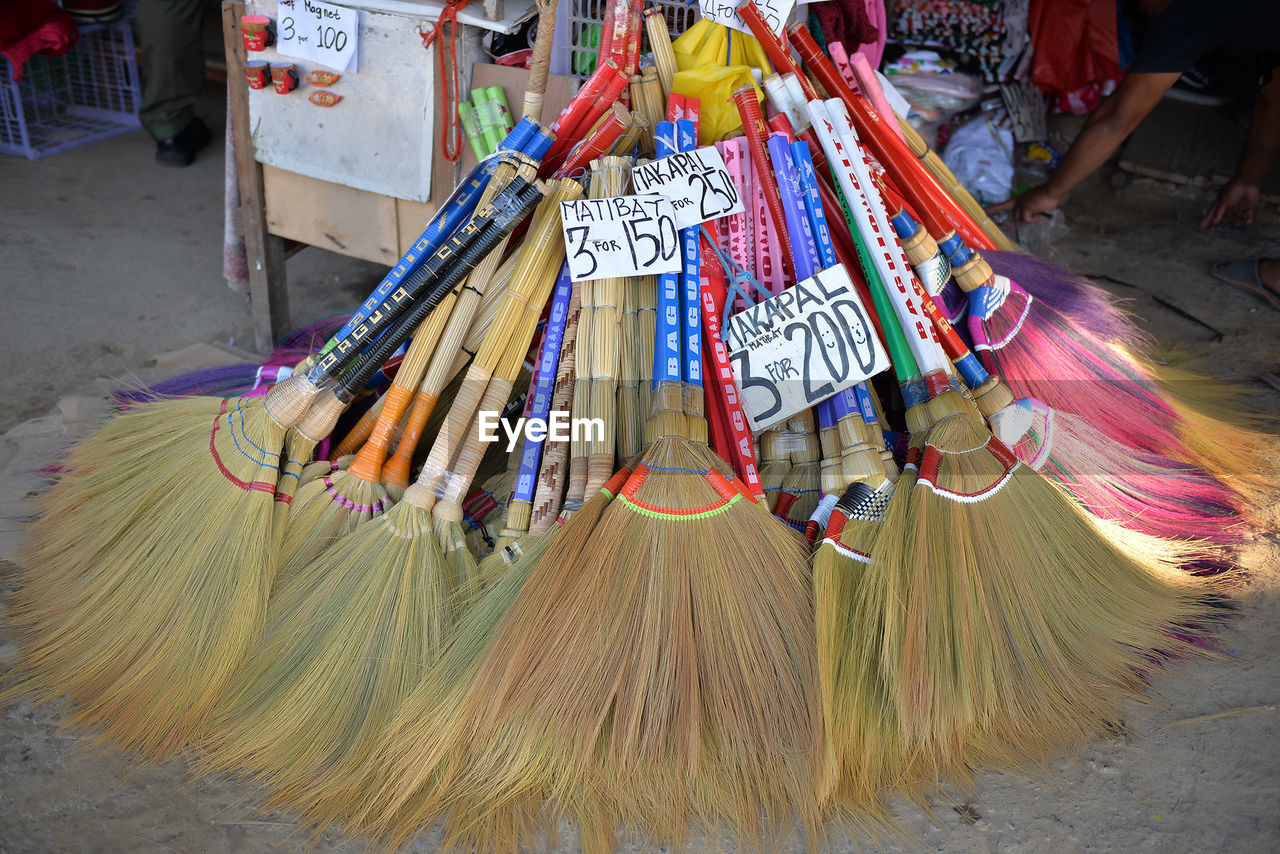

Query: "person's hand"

xmin=1201 ymin=179 xmax=1260 ymax=228
xmin=987 ymin=184 xmax=1062 ymax=223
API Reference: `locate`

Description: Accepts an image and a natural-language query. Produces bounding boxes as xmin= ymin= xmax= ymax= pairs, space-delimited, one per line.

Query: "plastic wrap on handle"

xmin=767 ymin=133 xmax=819 ymax=281
xmin=501 ymin=116 xmax=539 ymax=153
xmin=545 ymin=60 xmax=620 ymax=163
xmin=560 ymin=103 xmax=631 ymax=175
xmin=513 ymin=262 xmax=574 ymax=504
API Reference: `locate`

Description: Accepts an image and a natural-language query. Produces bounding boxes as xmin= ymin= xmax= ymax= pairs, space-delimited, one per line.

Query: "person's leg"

xmin=1211 ymin=258 xmax=1280 ymax=309
xmin=137 ymin=0 xmax=206 ymax=141
xmin=1259 ymin=258 xmax=1280 ymax=296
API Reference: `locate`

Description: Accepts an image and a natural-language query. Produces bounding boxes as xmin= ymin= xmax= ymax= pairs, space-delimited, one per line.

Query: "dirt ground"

xmin=1 ymin=81 xmax=1278 ymax=852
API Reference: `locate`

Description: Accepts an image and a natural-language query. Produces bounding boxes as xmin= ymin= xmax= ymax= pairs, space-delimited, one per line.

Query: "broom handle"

xmin=313 ymin=175 xmax=534 ymax=386
xmin=318 ymin=124 xmax=538 ymax=359
xmin=699 ymin=234 xmax=765 ymax=498
xmin=807 ymin=101 xmax=924 ymax=391
xmin=521 ymin=0 xmax=558 ymax=122
xmin=331 ymin=180 xmax=545 ymax=401
xmin=436 ymin=249 xmax=563 ymax=522
xmin=768 ymin=133 xmax=821 ymax=280
xmin=733 ymin=86 xmax=798 ymax=285
xmin=786 ymin=22 xmax=995 ymax=252
xmin=406 ymin=179 xmax=580 ymax=510
xmin=645 ymin=6 xmax=677 ymax=98
xmin=810 ymin=100 xmax=940 ymax=378
xmin=499 ymin=265 xmax=574 ymax=544
xmin=334 ymin=158 xmax=534 ymax=459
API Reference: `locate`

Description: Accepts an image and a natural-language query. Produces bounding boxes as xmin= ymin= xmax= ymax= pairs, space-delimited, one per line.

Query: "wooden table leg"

xmin=223 ymin=0 xmax=289 ymax=353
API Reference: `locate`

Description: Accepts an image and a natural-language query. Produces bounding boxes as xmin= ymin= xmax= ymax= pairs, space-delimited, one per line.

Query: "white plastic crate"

xmin=561 ymin=0 xmax=702 ymax=81
xmin=0 ymin=19 xmax=141 ymax=160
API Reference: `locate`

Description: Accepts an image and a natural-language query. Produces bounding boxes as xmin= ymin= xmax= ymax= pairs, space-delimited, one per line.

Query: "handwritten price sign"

xmin=724 ymin=264 xmax=889 ymax=431
xmin=277 ymin=0 xmax=359 ymax=72
xmin=560 ymin=195 xmax=682 ymax=283
xmin=698 ymin=0 xmax=796 ymax=37
xmin=630 ymin=146 xmax=746 ymax=230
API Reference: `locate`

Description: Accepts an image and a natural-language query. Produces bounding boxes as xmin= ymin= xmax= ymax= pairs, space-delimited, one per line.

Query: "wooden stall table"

xmin=221 ymin=0 xmax=540 ymax=351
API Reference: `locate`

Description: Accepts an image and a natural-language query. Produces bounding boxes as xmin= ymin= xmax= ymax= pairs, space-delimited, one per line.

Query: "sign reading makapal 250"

xmin=630 ymin=146 xmax=746 ymax=230
xmin=723 ymin=264 xmax=890 ymax=431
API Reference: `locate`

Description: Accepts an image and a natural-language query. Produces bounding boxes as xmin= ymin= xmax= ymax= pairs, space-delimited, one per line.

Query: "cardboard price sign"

xmin=630 ymin=146 xmax=746 ymax=230
xmin=560 ymin=195 xmax=682 ymax=282
xmin=724 ymin=264 xmax=889 ymax=431
xmin=277 ymin=0 xmax=359 ymax=72
xmin=698 ymin=0 xmax=796 ymax=37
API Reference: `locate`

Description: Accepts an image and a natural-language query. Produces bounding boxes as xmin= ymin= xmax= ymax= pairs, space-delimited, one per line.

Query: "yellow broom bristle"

xmin=197 ymin=498 xmax=460 ymax=810
xmin=856 ymin=406 xmax=1221 ymax=797
xmin=7 ymin=395 xmax=284 ymax=759
xmin=1155 ymin=360 xmax=1280 ymax=501
xmin=275 ymin=472 xmax=391 ymax=581
xmin=282 ymin=479 xmax=622 ymax=836
xmin=338 ymin=437 xmax=825 ymax=852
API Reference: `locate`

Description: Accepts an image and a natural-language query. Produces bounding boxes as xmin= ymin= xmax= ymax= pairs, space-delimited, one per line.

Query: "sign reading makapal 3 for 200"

xmin=723 ymin=264 xmax=890 ymax=431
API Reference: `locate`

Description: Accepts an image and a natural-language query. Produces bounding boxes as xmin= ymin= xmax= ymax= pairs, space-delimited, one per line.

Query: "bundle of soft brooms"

xmin=4 ymin=2 xmax=1275 ymax=852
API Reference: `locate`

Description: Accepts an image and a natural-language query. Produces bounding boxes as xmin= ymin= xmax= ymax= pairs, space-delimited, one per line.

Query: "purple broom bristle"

xmin=984 ymin=250 xmax=1150 ymax=349
xmin=113 ymin=314 xmax=352 ymax=404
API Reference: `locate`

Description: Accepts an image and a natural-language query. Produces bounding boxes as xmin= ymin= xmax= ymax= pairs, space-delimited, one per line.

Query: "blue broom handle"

xmin=513 ymin=262 xmax=574 ymax=504
xmin=677 ymin=118 xmax=701 ymax=390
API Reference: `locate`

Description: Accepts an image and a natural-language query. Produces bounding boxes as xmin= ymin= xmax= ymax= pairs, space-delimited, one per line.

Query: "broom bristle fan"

xmin=816 ymin=96 xmax=1227 ymax=803
xmin=3 ymin=179 xmax=540 ymax=758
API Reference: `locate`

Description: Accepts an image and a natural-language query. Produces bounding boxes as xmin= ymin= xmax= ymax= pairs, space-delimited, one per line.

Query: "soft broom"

xmin=817 ymin=96 xmax=1221 ymax=802
xmin=4 ymin=177 xmax=542 ymax=759
xmin=323 ymin=155 xmax=826 ymax=854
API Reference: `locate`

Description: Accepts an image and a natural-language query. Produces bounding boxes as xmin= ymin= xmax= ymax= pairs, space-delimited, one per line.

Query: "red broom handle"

xmin=606 ymin=0 xmax=631 ymax=69
xmin=702 ymin=339 xmax=734 ymax=468
xmin=544 ymin=61 xmax=622 ymax=164
xmin=786 ymin=23 xmax=994 ymax=251
xmin=733 ymin=86 xmax=797 ymax=284
xmin=559 ymin=103 xmax=631 ymax=174
xmin=737 ymin=1 xmax=817 ymax=100
xmin=623 ymin=0 xmax=644 ymax=76
xmin=597 ymin=2 xmax=616 ymax=68
xmin=700 ymin=234 xmax=765 ymax=499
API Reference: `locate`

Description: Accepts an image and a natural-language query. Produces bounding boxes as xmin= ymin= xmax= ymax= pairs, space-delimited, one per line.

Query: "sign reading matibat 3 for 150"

xmin=559 ymin=195 xmax=682 ymax=282
xmin=723 ymin=264 xmax=889 ymax=431
xmin=630 ymin=146 xmax=746 ymax=230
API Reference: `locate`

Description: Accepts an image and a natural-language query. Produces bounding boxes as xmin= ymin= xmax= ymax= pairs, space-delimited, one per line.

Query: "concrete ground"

xmin=1 ymin=79 xmax=1278 ymax=852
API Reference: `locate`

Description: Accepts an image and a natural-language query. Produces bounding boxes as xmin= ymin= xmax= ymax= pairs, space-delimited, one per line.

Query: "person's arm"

xmin=1201 ymin=70 xmax=1280 ymax=227
xmin=991 ymin=71 xmax=1180 ymax=222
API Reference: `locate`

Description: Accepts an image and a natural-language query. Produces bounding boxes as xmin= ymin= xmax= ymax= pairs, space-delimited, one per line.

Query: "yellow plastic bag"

xmin=672 ymin=64 xmax=763 ymax=144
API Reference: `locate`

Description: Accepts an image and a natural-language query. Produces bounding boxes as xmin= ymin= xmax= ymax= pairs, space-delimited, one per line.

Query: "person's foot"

xmin=1210 ymin=258 xmax=1280 ymax=309
xmin=154 ymin=117 xmax=212 ymax=167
